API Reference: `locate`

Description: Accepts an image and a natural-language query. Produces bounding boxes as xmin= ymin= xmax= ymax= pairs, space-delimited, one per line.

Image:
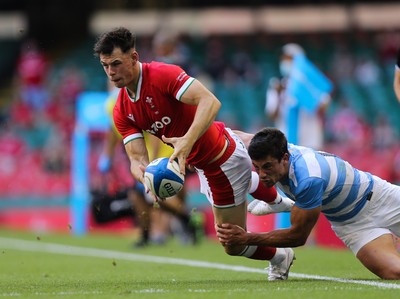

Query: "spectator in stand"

xmin=372 ymin=115 xmax=396 ymax=151
xmin=41 ymin=123 xmax=68 ymax=174
xmin=52 ymin=65 xmax=86 ymax=106
xmin=265 ymin=76 xmax=287 ymax=136
xmin=45 ymin=65 xmax=86 ymax=138
xmin=14 ymin=39 xmax=49 ymax=111
xmin=266 ymin=43 xmax=331 ymax=150
xmin=204 ymin=37 xmax=227 ymax=81
xmin=152 ymin=30 xmax=190 ymax=70
xmin=325 ymin=99 xmax=371 ymax=150
xmin=353 ymin=56 xmax=381 ymax=88
xmin=376 ymin=31 xmax=400 ymax=80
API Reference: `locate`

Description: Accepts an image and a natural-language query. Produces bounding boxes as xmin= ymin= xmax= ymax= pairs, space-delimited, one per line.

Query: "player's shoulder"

xmin=146 ymin=61 xmax=185 ymax=77
xmin=289 ymin=146 xmax=320 ymax=176
xmin=290 ymin=144 xmax=317 ymax=160
xmin=148 ymin=61 xmax=182 ymax=70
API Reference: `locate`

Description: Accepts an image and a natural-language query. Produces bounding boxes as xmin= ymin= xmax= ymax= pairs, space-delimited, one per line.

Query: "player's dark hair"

xmin=396 ymin=47 xmax=400 ymax=68
xmin=248 ymin=128 xmax=289 ymax=162
xmin=93 ymin=27 xmax=136 ymax=57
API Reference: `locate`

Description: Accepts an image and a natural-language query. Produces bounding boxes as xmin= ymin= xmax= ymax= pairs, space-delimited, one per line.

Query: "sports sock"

xmin=269 ymin=247 xmax=286 ymax=264
xmin=249 ymin=171 xmax=277 ymax=203
xmin=239 ymin=245 xmax=277 ymax=260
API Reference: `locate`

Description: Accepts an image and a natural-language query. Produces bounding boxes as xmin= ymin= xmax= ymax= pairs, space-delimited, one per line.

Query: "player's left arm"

xmin=216 ymin=205 xmax=321 ymax=248
xmin=124 ymin=138 xmax=150 ymax=185
xmin=162 ymin=79 xmax=221 ymax=173
xmin=217 ymin=178 xmax=323 ymax=247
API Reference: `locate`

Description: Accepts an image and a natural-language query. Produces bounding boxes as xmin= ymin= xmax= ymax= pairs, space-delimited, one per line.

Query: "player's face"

xmin=99 ymin=48 xmax=138 ymax=89
xmin=252 ymin=153 xmax=289 ymax=188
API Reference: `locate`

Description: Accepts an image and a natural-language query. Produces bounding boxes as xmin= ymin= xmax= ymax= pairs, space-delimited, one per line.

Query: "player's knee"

xmin=378 ymin=265 xmax=400 ymax=280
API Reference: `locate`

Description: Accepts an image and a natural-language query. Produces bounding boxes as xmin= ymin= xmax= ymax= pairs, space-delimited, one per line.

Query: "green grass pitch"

xmin=0 ymin=228 xmax=399 ymax=299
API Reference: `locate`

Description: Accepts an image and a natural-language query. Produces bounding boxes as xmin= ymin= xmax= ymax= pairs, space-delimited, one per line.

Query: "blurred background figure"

xmin=14 ymin=39 xmax=50 ymax=112
xmin=265 ymin=76 xmax=287 ymax=137
xmin=273 ymin=43 xmax=332 ymax=150
xmin=266 ymin=43 xmax=333 ymax=234
xmin=152 ymin=30 xmax=190 ymax=68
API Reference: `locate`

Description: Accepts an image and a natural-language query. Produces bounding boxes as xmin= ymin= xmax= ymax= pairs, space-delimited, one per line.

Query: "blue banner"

xmin=287 ymin=55 xmax=333 ymax=113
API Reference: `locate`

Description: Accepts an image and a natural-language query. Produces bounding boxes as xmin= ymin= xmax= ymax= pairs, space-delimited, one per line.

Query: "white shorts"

xmin=331 ymin=176 xmax=400 ymax=255
xmin=196 ymin=128 xmax=252 ymax=208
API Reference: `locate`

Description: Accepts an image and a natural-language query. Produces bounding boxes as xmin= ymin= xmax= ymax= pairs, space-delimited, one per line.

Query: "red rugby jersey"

xmin=113 ymin=61 xmax=226 ymax=168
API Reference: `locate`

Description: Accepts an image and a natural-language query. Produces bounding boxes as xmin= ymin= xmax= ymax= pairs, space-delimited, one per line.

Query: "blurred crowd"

xmin=0 ymin=38 xmax=88 ymax=197
xmin=1 ymin=29 xmax=400 ymax=199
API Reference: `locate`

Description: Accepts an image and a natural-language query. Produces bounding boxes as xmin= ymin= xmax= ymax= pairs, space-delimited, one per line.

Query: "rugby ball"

xmin=144 ymin=157 xmax=184 ymax=198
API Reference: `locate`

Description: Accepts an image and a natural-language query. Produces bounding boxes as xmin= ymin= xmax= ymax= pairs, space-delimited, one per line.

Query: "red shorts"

xmin=196 ymin=129 xmax=252 ymax=208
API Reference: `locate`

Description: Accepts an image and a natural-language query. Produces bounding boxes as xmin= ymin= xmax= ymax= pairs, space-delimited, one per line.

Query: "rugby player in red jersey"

xmin=94 ymin=27 xmax=294 ymax=281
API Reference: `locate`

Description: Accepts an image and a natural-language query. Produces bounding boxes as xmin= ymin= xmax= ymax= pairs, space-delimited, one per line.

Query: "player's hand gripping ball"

xmin=144 ymin=157 xmax=185 ymax=199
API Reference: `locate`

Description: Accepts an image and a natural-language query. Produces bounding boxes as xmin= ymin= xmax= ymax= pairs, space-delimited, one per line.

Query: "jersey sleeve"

xmin=293 ymin=177 xmax=324 ymax=210
xmin=113 ymin=97 xmax=143 ymax=145
xmin=156 ymin=64 xmax=195 ymax=101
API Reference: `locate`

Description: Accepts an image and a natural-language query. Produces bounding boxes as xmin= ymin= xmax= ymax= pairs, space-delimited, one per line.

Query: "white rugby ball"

xmin=144 ymin=157 xmax=184 ymax=198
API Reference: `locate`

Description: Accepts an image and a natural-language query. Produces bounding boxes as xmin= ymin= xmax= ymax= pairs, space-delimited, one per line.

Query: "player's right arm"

xmin=216 ymin=205 xmax=320 ymax=248
xmin=124 ymin=137 xmax=150 ymax=185
xmin=162 ymin=79 xmax=221 ymax=173
xmin=112 ymin=92 xmax=151 ymax=184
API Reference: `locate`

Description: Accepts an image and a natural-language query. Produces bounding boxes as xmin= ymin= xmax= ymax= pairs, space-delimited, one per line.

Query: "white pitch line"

xmin=1 ymin=237 xmax=399 ymax=290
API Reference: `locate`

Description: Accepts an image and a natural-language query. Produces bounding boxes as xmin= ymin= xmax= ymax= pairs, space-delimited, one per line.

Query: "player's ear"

xmin=131 ymin=50 xmax=139 ymax=63
xmin=282 ymin=153 xmax=290 ymax=163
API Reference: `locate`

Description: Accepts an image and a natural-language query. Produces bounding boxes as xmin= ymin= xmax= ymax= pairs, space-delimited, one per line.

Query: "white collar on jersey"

xmin=126 ymin=62 xmax=143 ymax=103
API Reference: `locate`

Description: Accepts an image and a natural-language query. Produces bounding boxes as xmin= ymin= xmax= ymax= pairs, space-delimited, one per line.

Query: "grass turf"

xmin=0 ymin=228 xmax=399 ymax=299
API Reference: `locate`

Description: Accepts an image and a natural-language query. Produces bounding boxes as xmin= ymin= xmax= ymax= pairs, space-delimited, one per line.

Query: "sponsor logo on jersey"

xmin=127 ymin=114 xmax=135 ymax=121
xmin=145 ymin=96 xmax=155 ymax=108
xmin=146 ymin=116 xmax=172 ymax=135
xmin=146 ymin=96 xmax=158 ymax=113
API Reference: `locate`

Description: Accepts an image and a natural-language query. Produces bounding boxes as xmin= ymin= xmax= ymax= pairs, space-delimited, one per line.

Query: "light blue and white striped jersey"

xmin=276 ymin=144 xmax=374 ymax=222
